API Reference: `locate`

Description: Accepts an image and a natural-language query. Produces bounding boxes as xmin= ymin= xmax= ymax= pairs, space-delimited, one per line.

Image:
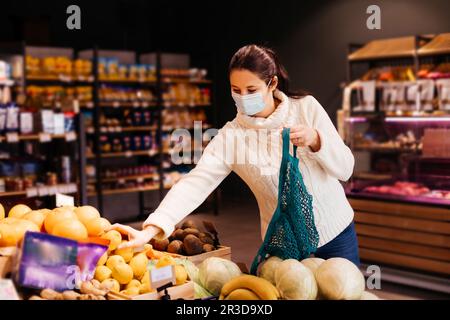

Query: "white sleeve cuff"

xmin=142 ymin=212 xmax=175 ymax=240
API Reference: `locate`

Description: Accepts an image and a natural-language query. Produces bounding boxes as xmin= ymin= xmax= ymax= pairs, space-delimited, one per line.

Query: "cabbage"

xmin=275 ymin=259 xmax=317 ymax=300
xmin=301 ymin=257 xmax=325 ymax=274
xmin=257 ymin=256 xmax=283 ymax=285
xmin=194 ymin=283 xmax=214 ymax=299
xmin=198 ymin=257 xmax=242 ymax=296
xmin=315 ymin=257 xmax=365 ymax=300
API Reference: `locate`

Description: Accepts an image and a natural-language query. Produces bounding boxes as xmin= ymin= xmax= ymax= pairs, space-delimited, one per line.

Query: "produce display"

xmin=363 ymin=181 xmax=450 ymax=200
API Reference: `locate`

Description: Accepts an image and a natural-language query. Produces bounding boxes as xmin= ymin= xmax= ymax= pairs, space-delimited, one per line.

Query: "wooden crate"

xmin=133 ymin=281 xmax=195 ymax=300
xmin=349 ymin=197 xmax=450 ymax=276
xmin=182 ymin=246 xmax=231 ymax=266
xmin=0 ymin=247 xmax=17 ymax=279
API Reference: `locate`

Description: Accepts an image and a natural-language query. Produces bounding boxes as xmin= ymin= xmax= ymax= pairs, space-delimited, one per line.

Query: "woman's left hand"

xmin=288 ymin=125 xmax=321 ymax=152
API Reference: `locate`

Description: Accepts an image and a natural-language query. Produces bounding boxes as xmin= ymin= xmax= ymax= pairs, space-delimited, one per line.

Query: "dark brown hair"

xmin=229 ymin=44 xmax=308 ymax=99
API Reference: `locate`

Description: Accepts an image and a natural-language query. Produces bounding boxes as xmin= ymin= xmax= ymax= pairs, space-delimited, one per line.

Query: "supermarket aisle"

xmin=130 ymin=196 xmax=449 ymax=300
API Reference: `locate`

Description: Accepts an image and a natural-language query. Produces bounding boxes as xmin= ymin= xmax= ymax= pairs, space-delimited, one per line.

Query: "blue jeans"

xmin=314 ymin=221 xmax=360 ymax=266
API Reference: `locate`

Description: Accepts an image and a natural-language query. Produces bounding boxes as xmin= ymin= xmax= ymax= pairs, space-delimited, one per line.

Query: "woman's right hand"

xmin=107 ymin=224 xmax=162 ymax=249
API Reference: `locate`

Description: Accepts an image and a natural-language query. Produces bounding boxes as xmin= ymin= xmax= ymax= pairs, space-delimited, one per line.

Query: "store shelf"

xmin=0 ymin=183 xmax=78 ymax=198
xmin=162 ymin=78 xmax=211 ymax=84
xmin=86 ymin=126 xmax=157 ymax=134
xmin=353 ymin=145 xmax=419 ymax=153
xmin=88 ymin=173 xmax=159 ymax=183
xmin=0 ymin=190 xmax=27 ymax=198
xmin=88 ymin=184 xmax=160 ymax=196
xmin=348 ymin=36 xmax=416 ymax=61
xmin=98 ymin=78 xmax=156 ymax=85
xmin=353 ymin=172 xmax=394 ymax=180
xmin=418 ymin=33 xmax=450 ymax=56
xmin=163 ymin=103 xmax=211 ymax=109
xmin=26 ymin=74 xmax=94 ymax=84
xmin=0 ymin=132 xmax=77 ymax=143
xmin=87 ymin=149 xmax=170 ymax=159
xmin=98 ymin=101 xmax=157 ymax=108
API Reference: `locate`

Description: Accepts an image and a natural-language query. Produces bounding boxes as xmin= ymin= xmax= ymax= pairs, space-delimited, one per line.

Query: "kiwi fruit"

xmin=183 ymin=228 xmax=200 ymax=238
xmin=198 ymin=232 xmax=214 ymax=246
xmin=202 ymin=244 xmax=215 ymax=253
xmin=181 ymin=220 xmax=197 ymax=230
xmin=150 ymin=238 xmax=170 ymax=251
xmin=183 ymin=235 xmax=204 ymax=256
xmin=174 ymin=229 xmax=186 ymax=240
xmin=167 ymin=240 xmax=184 ymax=254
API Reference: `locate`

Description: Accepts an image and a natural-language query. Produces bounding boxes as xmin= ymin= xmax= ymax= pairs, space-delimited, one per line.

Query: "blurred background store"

xmin=0 ymin=0 xmax=449 ymax=299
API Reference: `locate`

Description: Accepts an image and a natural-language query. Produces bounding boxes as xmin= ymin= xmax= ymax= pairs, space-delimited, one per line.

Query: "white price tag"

xmin=87 ymin=127 xmax=95 ymax=134
xmin=26 ymin=187 xmax=38 ymax=198
xmin=150 ymin=265 xmax=176 ymax=289
xmin=141 ymin=102 xmax=149 ymax=108
xmin=133 ymin=101 xmax=140 ymax=108
xmin=65 ymin=132 xmax=77 ymax=142
xmin=6 ymin=133 xmax=19 ymax=143
xmin=136 ymin=177 xmax=144 ymax=183
xmin=118 ymin=179 xmax=126 ymax=185
xmin=125 ymin=151 xmax=133 ymax=158
xmin=56 ymin=193 xmax=75 ymax=207
xmin=39 ymin=133 xmax=52 ymax=143
xmin=86 ymin=101 xmax=94 ymax=109
xmin=113 ymin=101 xmax=120 ymax=108
xmin=88 ymin=76 xmax=94 ymax=82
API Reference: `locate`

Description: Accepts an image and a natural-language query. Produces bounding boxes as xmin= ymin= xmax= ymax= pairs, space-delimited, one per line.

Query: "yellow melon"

xmin=75 ymin=206 xmax=100 ymax=225
xmin=84 ymin=218 xmax=110 ymax=237
xmin=22 ymin=210 xmax=46 ymax=230
xmin=51 ymin=219 xmax=88 ymax=241
xmin=44 ymin=208 xmax=77 ymax=233
xmin=0 ymin=203 xmax=5 ymax=220
xmin=0 ymin=219 xmax=39 ymax=247
xmin=8 ymin=204 xmax=31 ymax=219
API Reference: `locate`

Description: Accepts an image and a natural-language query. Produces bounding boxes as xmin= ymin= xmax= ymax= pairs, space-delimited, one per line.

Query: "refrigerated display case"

xmin=340 ymin=34 xmax=450 ymax=286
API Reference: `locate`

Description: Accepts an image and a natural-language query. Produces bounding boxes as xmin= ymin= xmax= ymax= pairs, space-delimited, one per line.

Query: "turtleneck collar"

xmin=236 ymin=89 xmax=290 ymax=130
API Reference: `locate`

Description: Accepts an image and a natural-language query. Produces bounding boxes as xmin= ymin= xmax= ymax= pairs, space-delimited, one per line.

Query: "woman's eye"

xmin=247 ymin=89 xmax=257 ymax=94
xmin=233 ymin=89 xmax=241 ymax=94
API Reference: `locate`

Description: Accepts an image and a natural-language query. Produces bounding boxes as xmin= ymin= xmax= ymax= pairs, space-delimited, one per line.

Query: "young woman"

xmin=110 ymin=45 xmax=360 ymax=266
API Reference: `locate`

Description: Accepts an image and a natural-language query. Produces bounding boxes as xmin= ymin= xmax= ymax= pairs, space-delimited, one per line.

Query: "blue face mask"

xmin=232 ymin=79 xmax=272 ymax=116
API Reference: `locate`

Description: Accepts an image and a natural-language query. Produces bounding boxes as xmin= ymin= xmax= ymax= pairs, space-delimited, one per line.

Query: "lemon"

xmin=139 ymin=283 xmax=153 ymax=294
xmin=106 ymin=255 xmax=125 ymax=269
xmin=121 ymin=287 xmax=140 ymax=296
xmin=129 ymin=253 xmax=148 ymax=279
xmin=74 ymin=206 xmax=101 ymax=225
xmin=8 ymin=204 xmax=31 ymax=219
xmin=101 ymin=230 xmax=122 ymax=251
xmin=126 ymin=279 xmax=141 ymax=290
xmin=95 ymin=265 xmax=112 ymax=282
xmin=0 ymin=203 xmax=5 ymax=220
xmin=84 ymin=218 xmax=106 ymax=237
xmin=101 ymin=278 xmax=120 ymax=292
xmin=175 ymin=265 xmax=188 ymax=285
xmin=156 ymin=255 xmax=176 ymax=268
xmin=97 ymin=252 xmax=108 ymax=266
xmin=140 ymin=270 xmax=150 ymax=283
xmin=44 ymin=208 xmax=77 ymax=233
xmin=114 ymin=242 xmax=134 ymax=262
xmin=22 ymin=210 xmax=46 ymax=229
xmin=111 ymin=263 xmax=134 ymax=285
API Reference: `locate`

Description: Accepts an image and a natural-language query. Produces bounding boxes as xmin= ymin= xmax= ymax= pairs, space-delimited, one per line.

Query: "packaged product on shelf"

xmin=0 ymin=102 xmax=7 ymax=134
xmin=19 ymin=112 xmax=33 ymax=134
xmin=0 ymin=61 xmax=11 ymax=80
xmin=436 ymin=79 xmax=450 ymax=110
xmin=6 ymin=103 xmax=19 ymax=133
xmin=37 ymin=110 xmax=54 ymax=134
xmin=53 ymin=113 xmax=65 ymax=135
xmin=64 ymin=112 xmax=76 ymax=132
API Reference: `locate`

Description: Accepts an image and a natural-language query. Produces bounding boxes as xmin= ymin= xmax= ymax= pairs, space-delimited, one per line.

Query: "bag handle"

xmin=282 ymin=127 xmax=297 ymax=159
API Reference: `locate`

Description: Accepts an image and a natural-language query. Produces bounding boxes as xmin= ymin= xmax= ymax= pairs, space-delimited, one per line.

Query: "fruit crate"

xmin=181 ymin=246 xmax=231 ymax=266
xmin=107 ymin=281 xmax=195 ymax=300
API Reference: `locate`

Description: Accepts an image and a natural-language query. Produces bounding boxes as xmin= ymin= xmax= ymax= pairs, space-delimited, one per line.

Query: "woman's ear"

xmin=269 ymin=76 xmax=278 ymax=91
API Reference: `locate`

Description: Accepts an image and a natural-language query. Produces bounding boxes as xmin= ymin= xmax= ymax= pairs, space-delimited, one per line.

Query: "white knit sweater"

xmin=144 ymin=90 xmax=355 ymax=247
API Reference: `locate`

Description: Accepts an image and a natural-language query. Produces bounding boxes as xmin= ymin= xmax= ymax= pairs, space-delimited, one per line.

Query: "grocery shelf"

xmin=418 ymin=33 xmax=450 ymax=56
xmin=353 ymin=145 xmax=419 ymax=153
xmin=163 ymin=103 xmax=211 ymax=109
xmin=87 ymin=149 xmax=159 ymax=159
xmin=162 ymin=78 xmax=211 ymax=84
xmin=26 ymin=74 xmax=94 ymax=84
xmin=0 ymin=132 xmax=77 ymax=143
xmin=0 ymin=79 xmax=14 ymax=86
xmin=87 ymin=184 xmax=160 ymax=196
xmin=98 ymin=101 xmax=157 ymax=108
xmin=0 ymin=190 xmax=27 ymax=198
xmin=348 ymin=36 xmax=416 ymax=61
xmin=86 ymin=126 xmax=157 ymax=134
xmin=98 ymin=78 xmax=156 ymax=85
xmin=88 ymin=172 xmax=159 ymax=183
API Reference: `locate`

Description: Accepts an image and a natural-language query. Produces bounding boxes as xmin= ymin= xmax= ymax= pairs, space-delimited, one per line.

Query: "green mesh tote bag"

xmin=250 ymin=127 xmax=319 ymax=275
